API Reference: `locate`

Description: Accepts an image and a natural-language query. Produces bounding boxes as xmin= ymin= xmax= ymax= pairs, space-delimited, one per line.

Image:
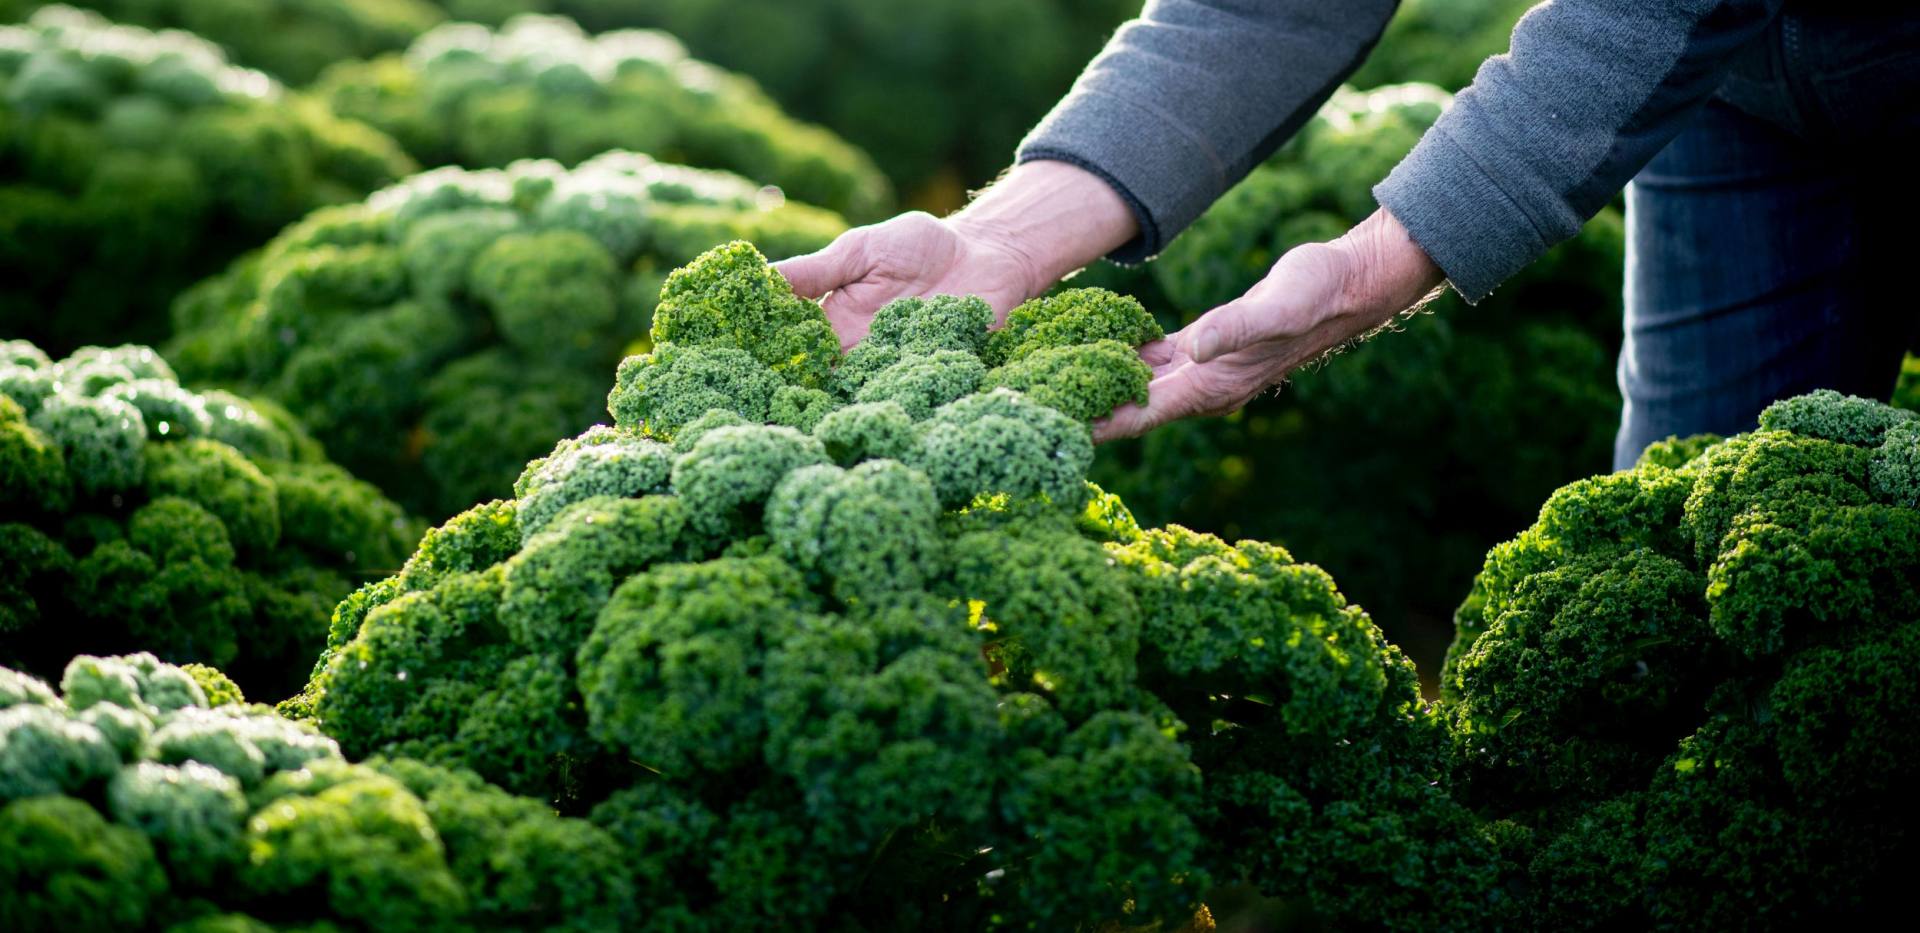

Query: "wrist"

xmin=1329 ymin=207 xmax=1448 ymax=324
xmin=949 ymin=160 xmax=1139 ymax=299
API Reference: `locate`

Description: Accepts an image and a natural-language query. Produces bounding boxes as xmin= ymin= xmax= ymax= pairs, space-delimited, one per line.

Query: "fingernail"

xmin=1193 ymin=328 xmax=1220 ymax=363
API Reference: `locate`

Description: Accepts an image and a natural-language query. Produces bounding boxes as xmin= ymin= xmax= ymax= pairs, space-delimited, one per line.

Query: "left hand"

xmin=1094 ymin=208 xmax=1447 ymax=443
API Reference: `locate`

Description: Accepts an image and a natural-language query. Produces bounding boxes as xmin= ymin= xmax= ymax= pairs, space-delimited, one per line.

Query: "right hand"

xmin=775 ymin=211 xmax=1044 ymax=349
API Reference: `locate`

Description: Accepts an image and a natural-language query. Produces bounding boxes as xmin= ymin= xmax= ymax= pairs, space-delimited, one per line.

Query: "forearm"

xmin=1376 ymin=0 xmax=1785 ymax=301
xmin=947 ymin=161 xmax=1139 ymax=299
xmin=1018 ymin=0 xmax=1400 ymax=261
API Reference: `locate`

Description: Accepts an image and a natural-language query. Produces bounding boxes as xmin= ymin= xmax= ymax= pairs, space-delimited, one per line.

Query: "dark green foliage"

xmin=481 ymin=1 xmax=1144 ymax=200
xmin=394 ymin=498 xmax=518 ymax=592
xmin=1443 ymin=391 xmax=1920 ymax=926
xmin=830 ymin=292 xmax=1001 ymax=400
xmin=608 ymin=344 xmax=784 ymax=440
xmin=1448 ymin=547 xmax=1721 ymax=802
xmin=578 ymin=554 xmax=818 ymax=776
xmin=864 ymin=293 xmax=995 ymax=356
xmin=106 ymin=760 xmax=248 ymax=887
xmin=0 ymin=795 xmax=166 ymax=932
xmin=987 ymin=287 xmax=1165 ymax=367
xmin=165 ymin=157 xmax=846 ymax=518
xmin=28 ymin=395 xmax=144 ymax=498
xmin=605 ymin=245 xmax=1155 ymax=466
xmin=312 ymin=14 xmax=891 ymax=219
xmin=370 ymin=757 xmax=637 ymax=931
xmin=0 ymin=342 xmax=418 ymax=697
xmin=669 ymin=424 xmax=830 ymax=541
xmin=1756 ymin=387 xmax=1912 ymax=446
xmin=909 ymin=388 xmax=1095 ymax=511
xmin=502 ymin=495 xmax=689 ymax=652
xmin=765 ymin=460 xmax=943 ymax=604
xmin=302 ymin=243 xmax=1494 ymax=930
xmin=1098 ymin=83 xmax=1623 ymax=673
xmin=1 ymin=653 xmax=629 ymax=931
xmin=142 ymin=440 xmax=279 ymax=554
xmin=811 ymin=400 xmax=913 ymax=465
xmin=512 ymin=433 xmax=674 ymax=539
xmin=768 ymin=384 xmax=835 ymax=433
xmin=0 ymin=395 xmax=68 ymax=513
xmin=470 ymin=229 xmax=620 ymax=361
xmin=0 ymin=703 xmax=120 ymax=797
xmin=31 ymin=0 xmax=446 ymax=85
xmin=1893 ymin=354 xmax=1919 ymax=413
xmin=852 ymin=349 xmax=986 ymax=419
xmin=984 ymin=339 xmax=1153 ymax=423
xmin=1108 ymin=526 xmax=1519 ymax=931
xmin=0 ymin=6 xmax=417 ymax=353
xmin=949 ymin=523 xmax=1140 ymax=716
xmin=1874 ymin=419 xmax=1920 ymax=508
xmin=1350 ymin=0 xmax=1534 ymax=91
xmin=651 ymin=241 xmax=842 ymax=388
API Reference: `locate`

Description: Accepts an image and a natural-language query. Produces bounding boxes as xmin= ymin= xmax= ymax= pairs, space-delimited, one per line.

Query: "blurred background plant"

xmin=0 ymin=6 xmax=415 ymax=353
xmin=430 ymin=0 xmax=1148 ymax=207
xmin=163 ymin=153 xmax=845 ymax=519
xmin=308 ymin=15 xmax=890 ymax=219
xmin=0 ymin=0 xmax=445 ymax=84
xmin=1349 ymin=0 xmax=1536 ymax=91
xmin=2 ymin=341 xmax=419 ymax=698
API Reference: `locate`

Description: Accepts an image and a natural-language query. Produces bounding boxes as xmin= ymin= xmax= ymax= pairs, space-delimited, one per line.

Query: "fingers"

xmin=1181 ymin=296 xmax=1259 ymax=365
xmin=822 ymin=282 xmax=892 ymax=349
xmin=1092 ymin=367 xmax=1216 ymax=443
xmin=1184 ymin=241 xmax=1349 ymax=364
xmin=1183 ymin=289 xmax=1315 ymax=365
xmin=774 ymin=229 xmax=868 ymax=299
xmin=823 ymin=306 xmax=869 ymax=351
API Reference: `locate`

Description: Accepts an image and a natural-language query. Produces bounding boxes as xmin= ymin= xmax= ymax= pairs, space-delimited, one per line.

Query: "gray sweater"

xmin=1017 ymin=0 xmax=1785 ymax=302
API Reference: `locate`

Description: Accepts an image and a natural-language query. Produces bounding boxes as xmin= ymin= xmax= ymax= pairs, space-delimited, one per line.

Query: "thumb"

xmin=1092 ymin=367 xmax=1212 ymax=443
xmin=1184 ymin=242 xmax=1347 ymax=363
xmin=1181 ymin=295 xmax=1270 ymax=365
xmin=774 ymin=230 xmax=867 ymax=299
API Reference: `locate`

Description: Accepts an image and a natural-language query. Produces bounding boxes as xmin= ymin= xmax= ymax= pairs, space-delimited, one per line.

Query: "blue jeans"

xmin=1614 ymin=10 xmax=1920 ymax=469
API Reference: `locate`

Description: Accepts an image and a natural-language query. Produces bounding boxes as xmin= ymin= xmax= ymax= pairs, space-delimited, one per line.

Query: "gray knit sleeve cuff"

xmin=1371 ymin=125 xmax=1555 ymax=304
xmin=1017 ymin=90 xmax=1233 ymax=265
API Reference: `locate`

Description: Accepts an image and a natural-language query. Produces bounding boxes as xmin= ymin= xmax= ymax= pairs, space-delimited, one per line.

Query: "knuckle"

xmin=819 ymin=227 xmax=867 ymax=268
xmin=1214 ymin=315 xmax=1252 ymax=346
xmin=889 ymin=211 xmax=944 ymax=239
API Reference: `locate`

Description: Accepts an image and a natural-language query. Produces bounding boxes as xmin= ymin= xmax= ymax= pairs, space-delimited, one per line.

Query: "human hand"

xmin=775 ymin=160 xmax=1139 ymax=349
xmin=775 ymin=212 xmax=1043 ymax=349
xmin=1094 ymin=208 xmax=1446 ymax=443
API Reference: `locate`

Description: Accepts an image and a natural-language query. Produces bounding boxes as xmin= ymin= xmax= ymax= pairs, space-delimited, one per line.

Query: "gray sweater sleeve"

xmin=1016 ymin=0 xmax=1400 ymax=263
xmin=1375 ymin=0 xmax=1784 ymax=301
xmin=1021 ymin=0 xmax=1788 ymax=299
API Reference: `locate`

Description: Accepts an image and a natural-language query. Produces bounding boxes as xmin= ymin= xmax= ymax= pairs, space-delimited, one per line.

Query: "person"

xmin=775 ymin=2 xmax=1920 ymax=467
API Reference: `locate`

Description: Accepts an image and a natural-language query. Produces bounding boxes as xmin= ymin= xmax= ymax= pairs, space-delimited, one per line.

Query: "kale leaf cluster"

xmin=1 ymin=652 xmax=634 ymax=932
xmin=295 ymin=241 xmax=1501 ymax=930
xmin=0 ymin=6 xmax=417 ymax=352
xmin=2 ymin=341 xmax=418 ymax=697
xmin=163 ymin=154 xmax=847 ymax=518
xmin=480 ymin=0 xmax=1144 ymax=196
xmin=1444 ymin=390 xmax=1920 ymax=926
xmin=6 ymin=0 xmax=446 ymax=84
xmin=312 ymin=14 xmax=891 ymax=220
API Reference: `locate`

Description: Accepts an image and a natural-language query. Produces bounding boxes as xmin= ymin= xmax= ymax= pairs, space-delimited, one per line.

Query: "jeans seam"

xmin=1779 ymin=15 xmax=1831 ymax=136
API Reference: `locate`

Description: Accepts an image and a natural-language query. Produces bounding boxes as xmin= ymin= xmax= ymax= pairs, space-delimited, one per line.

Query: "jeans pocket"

xmin=1806 ymin=18 xmax=1920 ymax=142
